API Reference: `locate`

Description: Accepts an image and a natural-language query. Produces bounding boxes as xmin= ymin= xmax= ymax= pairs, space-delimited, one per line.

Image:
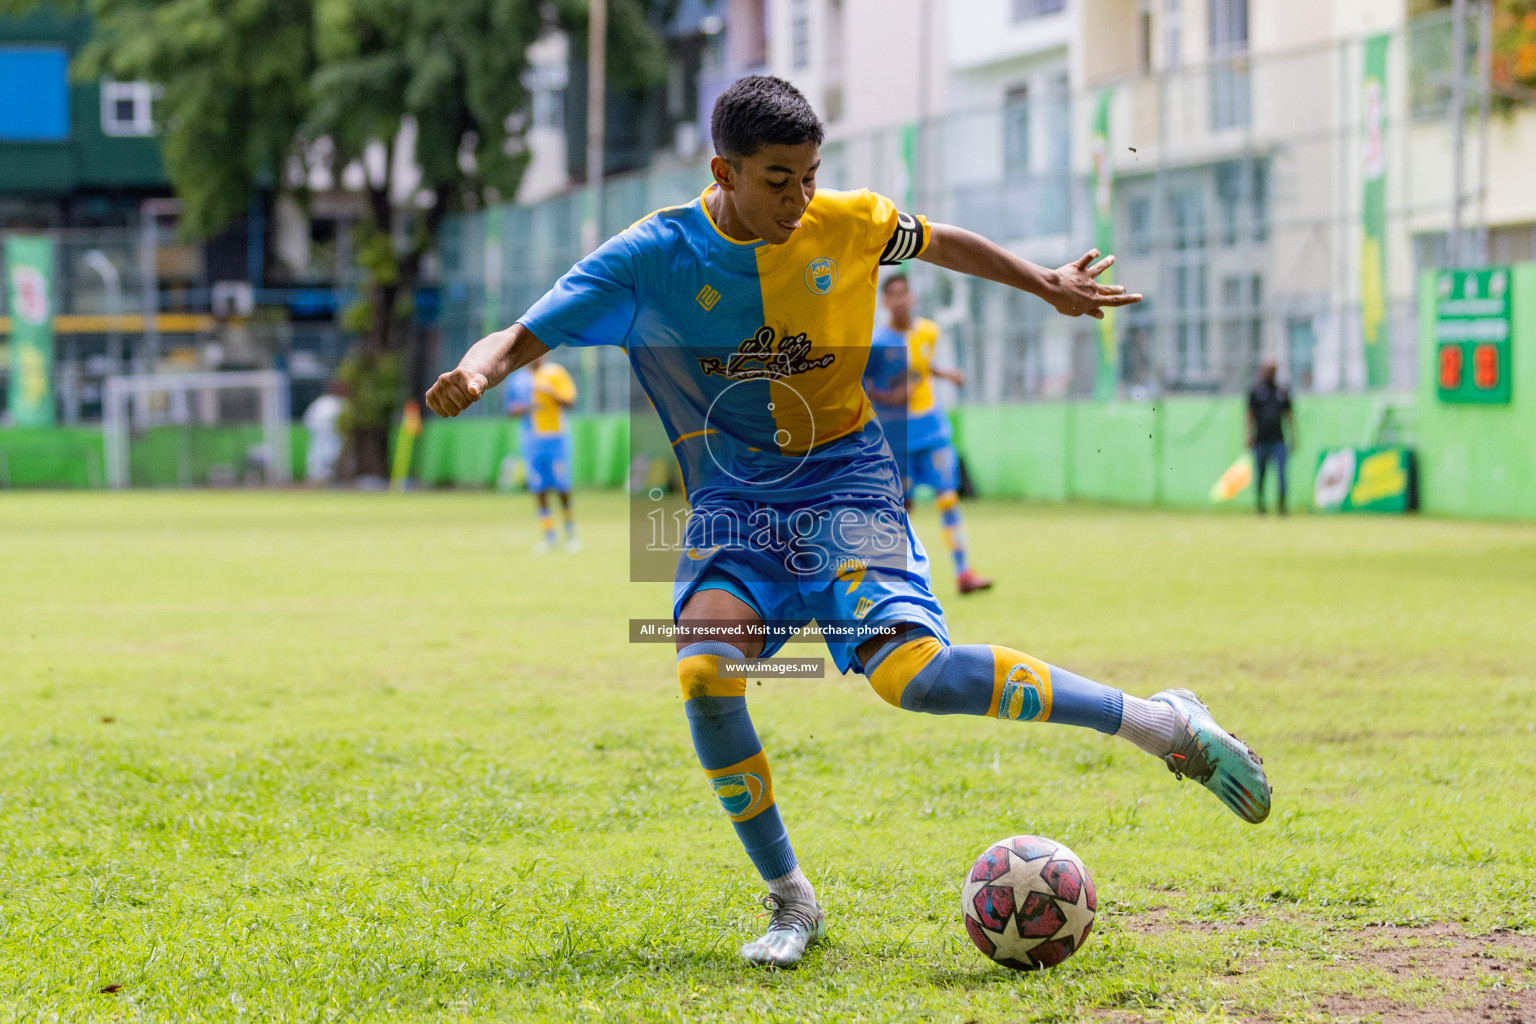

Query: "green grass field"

xmin=2 ymin=491 xmax=1533 ymax=1023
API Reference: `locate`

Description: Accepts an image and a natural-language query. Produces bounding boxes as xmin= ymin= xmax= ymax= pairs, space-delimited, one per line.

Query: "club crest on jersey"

xmin=805 ymin=257 xmax=838 ymax=295
xmin=698 ymin=325 xmax=836 ymax=380
xmin=997 ymin=663 xmax=1046 ymax=722
xmin=711 ymin=771 xmax=766 ymax=819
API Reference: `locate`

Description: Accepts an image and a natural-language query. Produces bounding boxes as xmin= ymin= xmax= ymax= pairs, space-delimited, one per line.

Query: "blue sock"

xmin=936 ymin=492 xmax=970 ymax=574
xmin=678 ymin=642 xmax=797 ymax=880
xmin=865 ymin=635 xmax=1125 ymax=733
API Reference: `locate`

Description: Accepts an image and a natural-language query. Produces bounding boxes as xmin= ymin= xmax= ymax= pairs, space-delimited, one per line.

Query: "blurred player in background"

xmin=504 ymin=354 xmax=580 ymax=552
xmin=1247 ymin=357 xmax=1295 ymax=516
xmin=303 ymin=380 xmax=348 ymax=485
xmin=864 ymin=274 xmax=992 ymax=594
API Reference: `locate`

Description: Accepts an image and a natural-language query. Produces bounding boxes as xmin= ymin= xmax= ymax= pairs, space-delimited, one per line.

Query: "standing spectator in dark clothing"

xmin=1247 ymin=358 xmax=1295 ymax=514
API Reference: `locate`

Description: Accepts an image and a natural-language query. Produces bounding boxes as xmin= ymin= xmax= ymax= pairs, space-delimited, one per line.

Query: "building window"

xmin=1125 ymin=195 xmax=1153 ymax=255
xmin=1209 ymin=0 xmax=1249 ymax=130
xmin=1165 ymin=0 xmax=1182 ymax=70
xmin=1172 ymin=264 xmax=1209 ymax=381
xmin=1012 ymin=0 xmax=1067 ymax=19
xmin=1215 ymin=162 xmax=1242 ymax=246
xmin=100 ymin=78 xmax=158 ymax=137
xmin=522 ymin=63 xmax=566 ymax=131
xmin=1214 ymin=159 xmax=1268 ymax=246
xmin=1222 ymin=273 xmax=1263 ymax=387
xmin=1169 ymin=188 xmax=1205 ymax=251
xmin=1287 ymin=316 xmax=1316 ymax=390
xmin=1168 ymin=186 xmax=1209 ymax=386
xmin=791 ymin=0 xmax=810 ymax=70
xmin=1003 ymin=84 xmax=1031 ymax=177
xmin=0 ymin=46 xmax=70 ymax=140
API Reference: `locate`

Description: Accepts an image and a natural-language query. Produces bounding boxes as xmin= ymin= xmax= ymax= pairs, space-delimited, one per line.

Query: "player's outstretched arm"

xmin=918 ymin=223 xmax=1142 ymax=321
xmin=426 ymin=324 xmax=550 ymax=417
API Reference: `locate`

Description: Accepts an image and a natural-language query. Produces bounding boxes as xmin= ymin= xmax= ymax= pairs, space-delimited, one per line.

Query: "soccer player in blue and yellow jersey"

xmin=864 ymin=274 xmax=993 ymax=594
xmin=427 ymin=77 xmax=1271 ymax=969
xmin=505 ymin=354 xmax=580 ymax=552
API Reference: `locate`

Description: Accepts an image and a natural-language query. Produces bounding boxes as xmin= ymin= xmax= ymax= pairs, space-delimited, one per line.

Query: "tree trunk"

xmin=354 ymin=426 xmax=391 ymax=481
xmin=346 ymin=184 xmax=447 ymax=483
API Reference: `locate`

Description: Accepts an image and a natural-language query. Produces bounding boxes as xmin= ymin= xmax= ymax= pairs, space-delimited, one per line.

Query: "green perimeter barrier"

xmin=415 ymin=414 xmax=629 ymax=489
xmin=6 ymin=370 xmax=1532 ymax=522
xmin=0 ymin=425 xmax=305 ymax=488
xmin=1415 ymin=263 xmax=1536 ymax=520
xmin=951 ymin=393 xmax=1396 ymax=509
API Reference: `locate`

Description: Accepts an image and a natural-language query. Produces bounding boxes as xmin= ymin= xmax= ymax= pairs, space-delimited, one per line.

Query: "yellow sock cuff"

xmin=867 ymin=635 xmax=945 ymax=708
xmin=678 ymin=653 xmax=748 ymax=700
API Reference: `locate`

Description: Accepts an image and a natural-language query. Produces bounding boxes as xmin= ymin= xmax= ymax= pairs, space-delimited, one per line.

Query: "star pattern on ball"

xmin=960 ymin=836 xmax=1097 ymax=971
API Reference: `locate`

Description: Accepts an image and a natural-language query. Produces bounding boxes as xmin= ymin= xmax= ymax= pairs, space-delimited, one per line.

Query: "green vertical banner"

xmin=1360 ymin=33 xmax=1391 ymax=388
xmin=481 ymin=206 xmax=504 ymax=337
xmin=4 ymin=235 xmax=56 ymax=427
xmin=899 ymin=121 xmax=917 ymax=216
xmin=1089 ymin=89 xmax=1118 ymax=399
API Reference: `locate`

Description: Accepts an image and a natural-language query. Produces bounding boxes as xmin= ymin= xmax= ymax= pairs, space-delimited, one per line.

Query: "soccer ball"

xmin=960 ymin=835 xmax=1097 ymax=971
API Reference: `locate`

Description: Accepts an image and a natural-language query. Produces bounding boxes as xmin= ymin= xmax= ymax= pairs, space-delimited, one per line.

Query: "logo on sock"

xmin=711 ymin=772 xmax=766 ymax=819
xmin=997 ymin=664 xmax=1045 ymax=722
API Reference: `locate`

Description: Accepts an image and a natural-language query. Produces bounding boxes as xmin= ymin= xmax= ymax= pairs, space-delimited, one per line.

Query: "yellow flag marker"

xmin=1209 ymin=451 xmax=1254 ymax=503
xmin=390 ymin=401 xmax=423 ymax=491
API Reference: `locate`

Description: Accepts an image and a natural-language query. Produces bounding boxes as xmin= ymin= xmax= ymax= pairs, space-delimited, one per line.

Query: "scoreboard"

xmin=1435 ymin=268 xmax=1512 ymax=404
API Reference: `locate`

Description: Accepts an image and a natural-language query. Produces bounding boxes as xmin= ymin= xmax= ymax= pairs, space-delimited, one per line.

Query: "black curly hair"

xmin=710 ymin=75 xmax=825 ymax=162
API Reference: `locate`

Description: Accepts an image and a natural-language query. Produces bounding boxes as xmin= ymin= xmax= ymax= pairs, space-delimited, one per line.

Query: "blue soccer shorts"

xmin=905 ymin=441 xmax=961 ymax=497
xmin=672 ymin=494 xmax=950 ymax=675
xmin=524 ymin=434 xmax=573 ymax=493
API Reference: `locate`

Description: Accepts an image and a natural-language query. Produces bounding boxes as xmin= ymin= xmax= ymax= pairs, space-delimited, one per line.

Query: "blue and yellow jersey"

xmin=865 ymin=317 xmax=952 ymax=452
xmin=518 ymin=184 xmax=930 ymax=505
xmin=504 ymin=362 xmax=577 ymax=438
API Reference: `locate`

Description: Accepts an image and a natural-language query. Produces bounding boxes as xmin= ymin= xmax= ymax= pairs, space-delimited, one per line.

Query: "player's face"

xmin=884 ymin=280 xmax=912 ymax=320
xmin=727 ymin=143 xmax=820 ymax=245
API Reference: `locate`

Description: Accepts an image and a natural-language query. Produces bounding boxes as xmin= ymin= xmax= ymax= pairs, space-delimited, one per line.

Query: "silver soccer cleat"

xmin=1151 ymin=687 xmax=1272 ymax=824
xmin=740 ymin=894 xmax=826 ymax=969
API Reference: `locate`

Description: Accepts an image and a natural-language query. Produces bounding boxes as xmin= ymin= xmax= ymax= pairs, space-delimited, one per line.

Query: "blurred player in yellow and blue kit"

xmin=864 ymin=274 xmax=993 ymax=594
xmin=504 ymin=354 xmax=579 ymax=552
xmin=428 ymin=75 xmax=1269 ymax=971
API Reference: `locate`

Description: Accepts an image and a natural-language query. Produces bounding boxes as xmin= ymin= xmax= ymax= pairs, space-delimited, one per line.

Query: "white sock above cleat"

xmin=765 ymin=866 xmax=817 ymax=907
xmin=1116 ymin=694 xmax=1182 ymax=758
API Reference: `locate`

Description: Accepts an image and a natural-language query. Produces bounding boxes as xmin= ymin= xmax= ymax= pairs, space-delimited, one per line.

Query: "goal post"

xmin=102 ymin=371 xmax=292 ymax=489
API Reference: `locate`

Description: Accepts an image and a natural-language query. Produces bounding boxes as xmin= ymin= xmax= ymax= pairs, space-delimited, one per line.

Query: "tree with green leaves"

xmin=5 ymin=0 xmax=667 ymax=477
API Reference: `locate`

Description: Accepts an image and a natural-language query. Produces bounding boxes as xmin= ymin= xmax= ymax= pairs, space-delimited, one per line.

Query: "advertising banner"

xmin=1090 ymin=88 xmax=1117 ymax=399
xmin=4 ymin=235 xmax=56 ymax=427
xmin=1360 ymin=33 xmax=1391 ymax=389
xmin=1313 ymin=446 xmax=1416 ymax=513
xmin=1435 ymin=267 xmax=1512 ymax=404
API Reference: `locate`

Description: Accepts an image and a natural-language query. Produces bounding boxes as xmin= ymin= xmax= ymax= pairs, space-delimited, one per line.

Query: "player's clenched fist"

xmin=426 ymin=367 xmax=489 ymax=417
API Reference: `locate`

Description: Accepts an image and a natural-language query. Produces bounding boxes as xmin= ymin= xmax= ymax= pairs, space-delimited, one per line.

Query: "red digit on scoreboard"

xmin=1439 ymin=344 xmax=1463 ymax=390
xmin=1473 ymin=344 xmax=1499 ymax=389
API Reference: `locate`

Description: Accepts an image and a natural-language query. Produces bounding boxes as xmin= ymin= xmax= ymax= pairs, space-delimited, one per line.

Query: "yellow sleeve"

xmin=544 ymin=364 xmax=578 ymax=405
xmin=866 ymin=191 xmax=931 ymax=265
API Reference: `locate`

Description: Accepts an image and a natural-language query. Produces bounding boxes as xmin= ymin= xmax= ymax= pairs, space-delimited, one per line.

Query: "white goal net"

xmin=102 ymin=371 xmax=292 ymax=489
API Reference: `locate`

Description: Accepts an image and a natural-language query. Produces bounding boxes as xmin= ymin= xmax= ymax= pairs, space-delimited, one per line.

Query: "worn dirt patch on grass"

xmin=1105 ymin=921 xmax=1536 ymax=1023
xmin=1314 ymin=925 xmax=1536 ymax=1023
